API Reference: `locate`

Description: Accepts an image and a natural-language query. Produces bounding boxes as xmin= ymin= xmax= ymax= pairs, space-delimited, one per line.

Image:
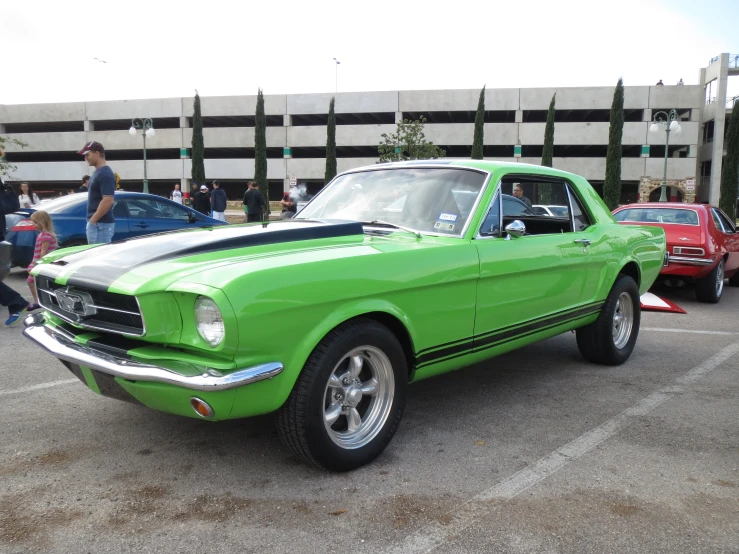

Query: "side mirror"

xmin=505 ymin=220 xmax=526 ymax=239
xmin=188 ymin=212 xmax=197 ymax=223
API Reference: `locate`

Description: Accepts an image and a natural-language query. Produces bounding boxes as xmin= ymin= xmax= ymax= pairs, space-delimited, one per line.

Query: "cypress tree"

xmin=325 ymin=97 xmax=337 ymax=184
xmin=719 ymin=99 xmax=739 ymax=220
xmin=603 ymin=78 xmax=625 ymax=211
xmin=254 ymin=88 xmax=268 ymax=196
xmin=540 ymin=93 xmax=556 ymax=203
xmin=542 ymin=93 xmax=556 ymax=167
xmin=191 ymin=91 xmax=206 ymax=188
xmin=471 ymin=85 xmax=485 ymax=160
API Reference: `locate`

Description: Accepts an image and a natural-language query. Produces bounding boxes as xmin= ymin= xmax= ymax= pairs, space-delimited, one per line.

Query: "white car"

xmin=533 ymin=204 xmax=569 ymax=217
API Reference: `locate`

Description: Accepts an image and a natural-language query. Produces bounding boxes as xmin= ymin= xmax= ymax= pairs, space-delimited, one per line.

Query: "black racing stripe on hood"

xmin=40 ymin=219 xmax=364 ymax=291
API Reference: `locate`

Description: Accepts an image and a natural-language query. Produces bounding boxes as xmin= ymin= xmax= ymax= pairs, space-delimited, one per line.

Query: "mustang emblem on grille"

xmin=55 ymin=290 xmax=97 ymax=317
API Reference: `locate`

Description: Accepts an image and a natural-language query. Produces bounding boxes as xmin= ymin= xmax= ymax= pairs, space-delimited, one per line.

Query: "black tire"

xmin=576 ymin=274 xmax=640 ymax=366
xmin=276 ymin=318 xmax=407 ymax=471
xmin=695 ymin=259 xmax=725 ymax=303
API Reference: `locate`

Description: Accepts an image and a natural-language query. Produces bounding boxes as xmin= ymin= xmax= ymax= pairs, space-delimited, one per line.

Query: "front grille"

xmin=37 ymin=276 xmax=145 ymax=336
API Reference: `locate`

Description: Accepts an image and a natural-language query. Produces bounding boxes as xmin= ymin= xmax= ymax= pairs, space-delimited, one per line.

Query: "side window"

xmin=127 ymin=198 xmax=188 ymax=219
xmin=714 ymin=209 xmax=735 ymax=234
xmin=112 ymin=200 xmax=128 ymax=218
xmin=497 ymin=176 xmax=573 ymax=236
xmin=479 ymin=193 xmax=501 ymax=237
xmin=710 ymin=209 xmax=725 ymax=232
xmin=567 ymin=187 xmax=592 ymax=232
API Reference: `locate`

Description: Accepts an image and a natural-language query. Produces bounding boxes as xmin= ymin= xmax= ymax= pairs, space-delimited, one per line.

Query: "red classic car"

xmin=613 ymin=203 xmax=739 ymax=303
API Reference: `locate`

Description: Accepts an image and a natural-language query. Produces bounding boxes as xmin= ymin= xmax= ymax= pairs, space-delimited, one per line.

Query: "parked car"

xmin=532 ymin=204 xmax=570 ymax=218
xmin=24 ymin=161 xmax=665 ymax=471
xmin=613 ymin=202 xmax=739 ymax=303
xmin=6 ymin=191 xmax=226 ymax=267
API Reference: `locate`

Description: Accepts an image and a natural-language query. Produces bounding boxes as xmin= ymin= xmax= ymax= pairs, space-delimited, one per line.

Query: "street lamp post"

xmin=129 ymin=118 xmax=155 ymax=194
xmin=333 ymin=58 xmax=340 ymax=93
xmin=649 ymin=109 xmax=681 ymax=202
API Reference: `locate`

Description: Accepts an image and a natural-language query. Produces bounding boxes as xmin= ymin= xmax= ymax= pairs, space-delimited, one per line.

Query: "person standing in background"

xmin=170 ymin=183 xmax=183 ymax=204
xmin=77 ymin=175 xmax=90 ymax=193
xmin=18 ymin=182 xmax=40 ymax=208
xmin=243 ymin=181 xmax=267 ymax=223
xmin=193 ymin=184 xmax=211 ymax=216
xmin=210 ymin=180 xmax=227 ymax=221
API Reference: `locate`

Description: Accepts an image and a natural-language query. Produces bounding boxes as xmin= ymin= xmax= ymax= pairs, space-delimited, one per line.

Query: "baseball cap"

xmin=200 ymin=185 xmax=208 ymax=190
xmin=78 ymin=141 xmax=105 ymax=156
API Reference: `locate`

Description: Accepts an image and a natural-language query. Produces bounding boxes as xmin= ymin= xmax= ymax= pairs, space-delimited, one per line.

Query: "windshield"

xmin=614 ymin=207 xmax=699 ymax=225
xmin=296 ymin=167 xmax=488 ymax=236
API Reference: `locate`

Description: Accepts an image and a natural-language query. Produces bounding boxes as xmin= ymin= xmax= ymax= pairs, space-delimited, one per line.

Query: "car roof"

xmin=338 ymin=159 xmax=583 ymax=180
xmin=615 ymin=203 xmax=707 ymax=211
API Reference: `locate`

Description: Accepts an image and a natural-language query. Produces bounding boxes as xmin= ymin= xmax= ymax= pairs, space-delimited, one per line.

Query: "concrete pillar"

xmin=515 ymin=110 xmax=523 ymax=123
xmin=708 ymin=53 xmax=729 ymax=206
xmin=0 ymin=123 xmax=5 ymax=134
xmin=395 ymin=112 xmax=403 ymax=124
xmin=643 ymin=109 xmax=652 ymax=122
xmin=83 ymin=120 xmax=94 ymax=132
xmin=283 ymin=115 xmax=292 ymax=127
xmin=180 ymin=116 xmax=190 ymax=128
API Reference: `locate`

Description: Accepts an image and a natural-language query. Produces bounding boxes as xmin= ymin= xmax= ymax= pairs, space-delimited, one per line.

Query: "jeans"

xmin=0 ymin=281 xmax=27 ymax=315
xmin=212 ymin=211 xmax=226 ymax=222
xmin=86 ymin=221 xmax=115 ymax=245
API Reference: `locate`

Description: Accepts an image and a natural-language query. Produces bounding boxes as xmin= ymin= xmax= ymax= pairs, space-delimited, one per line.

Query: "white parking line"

xmin=0 ymin=378 xmax=78 ymax=396
xmin=385 ymin=339 xmax=739 ymax=554
xmin=642 ymin=327 xmax=738 ymax=335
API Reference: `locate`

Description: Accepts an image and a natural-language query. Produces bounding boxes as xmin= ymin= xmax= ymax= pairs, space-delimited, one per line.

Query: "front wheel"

xmin=576 ymin=275 xmax=640 ymax=365
xmin=276 ymin=319 xmax=407 ymax=471
xmin=695 ymin=259 xmax=725 ymax=303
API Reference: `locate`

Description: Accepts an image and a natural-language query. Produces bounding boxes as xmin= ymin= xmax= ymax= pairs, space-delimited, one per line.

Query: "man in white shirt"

xmin=170 ymin=183 xmax=183 ymax=204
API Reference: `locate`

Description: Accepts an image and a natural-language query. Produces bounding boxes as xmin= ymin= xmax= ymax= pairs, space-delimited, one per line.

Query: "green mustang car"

xmin=24 ymin=161 xmax=666 ymax=471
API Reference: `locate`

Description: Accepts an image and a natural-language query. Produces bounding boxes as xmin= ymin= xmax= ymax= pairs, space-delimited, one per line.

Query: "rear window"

xmin=32 ymin=194 xmax=87 ymax=214
xmin=614 ymin=208 xmax=699 ymax=225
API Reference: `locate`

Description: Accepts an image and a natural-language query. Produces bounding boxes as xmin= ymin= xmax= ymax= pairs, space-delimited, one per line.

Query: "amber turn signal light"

xmin=190 ymin=397 xmax=214 ymax=418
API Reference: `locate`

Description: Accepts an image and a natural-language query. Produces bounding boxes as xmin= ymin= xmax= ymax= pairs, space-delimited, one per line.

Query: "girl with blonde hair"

xmin=27 ymin=210 xmax=58 ymax=310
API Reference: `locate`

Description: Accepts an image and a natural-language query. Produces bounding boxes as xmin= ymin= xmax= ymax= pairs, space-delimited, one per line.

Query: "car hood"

xmin=33 ymin=219 xmax=372 ymax=292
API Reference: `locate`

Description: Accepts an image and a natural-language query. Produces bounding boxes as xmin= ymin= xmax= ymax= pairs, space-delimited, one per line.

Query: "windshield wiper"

xmin=362 ymin=220 xmax=421 ymax=239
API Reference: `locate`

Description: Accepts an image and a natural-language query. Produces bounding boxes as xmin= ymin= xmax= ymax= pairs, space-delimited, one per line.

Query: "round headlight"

xmin=194 ymin=296 xmax=225 ymax=347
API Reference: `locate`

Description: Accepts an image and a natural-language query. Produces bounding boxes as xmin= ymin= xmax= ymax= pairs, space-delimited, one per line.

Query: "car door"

xmin=712 ymin=208 xmax=739 ymax=274
xmin=112 ymin=198 xmax=132 ymax=240
xmin=472 ymin=175 xmax=606 ymax=352
xmin=124 ymin=197 xmax=192 ymax=237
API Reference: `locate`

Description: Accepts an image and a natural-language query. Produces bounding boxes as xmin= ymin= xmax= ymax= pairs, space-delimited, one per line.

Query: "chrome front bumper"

xmin=667 ymin=255 xmax=715 ymax=266
xmin=23 ymin=320 xmax=283 ymax=392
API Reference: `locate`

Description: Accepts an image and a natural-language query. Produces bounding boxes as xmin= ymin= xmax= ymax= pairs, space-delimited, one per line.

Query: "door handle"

xmin=574 ymin=239 xmax=591 ymax=246
xmin=134 ymin=223 xmax=149 ymax=228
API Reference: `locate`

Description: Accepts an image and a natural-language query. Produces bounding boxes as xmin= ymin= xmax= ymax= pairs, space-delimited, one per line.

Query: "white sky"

xmin=1 ymin=0 xmax=736 ymax=104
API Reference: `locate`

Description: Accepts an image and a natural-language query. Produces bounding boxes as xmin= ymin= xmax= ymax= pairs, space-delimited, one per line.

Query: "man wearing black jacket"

xmin=242 ymin=181 xmax=267 ymax=222
xmin=193 ymin=184 xmax=211 ymax=216
xmin=0 ymin=146 xmax=21 ymax=242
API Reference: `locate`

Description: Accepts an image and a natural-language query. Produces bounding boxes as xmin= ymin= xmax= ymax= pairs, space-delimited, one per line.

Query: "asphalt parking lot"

xmin=1 ymin=268 xmax=738 ymax=553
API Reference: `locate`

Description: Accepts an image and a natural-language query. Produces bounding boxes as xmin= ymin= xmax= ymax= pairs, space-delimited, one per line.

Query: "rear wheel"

xmin=695 ymin=259 xmax=724 ymax=303
xmin=276 ymin=319 xmax=407 ymax=471
xmin=576 ymin=275 xmax=640 ymax=366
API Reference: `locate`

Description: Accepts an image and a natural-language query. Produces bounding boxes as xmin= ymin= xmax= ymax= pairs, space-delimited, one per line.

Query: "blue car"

xmin=6 ymin=191 xmax=226 ymax=268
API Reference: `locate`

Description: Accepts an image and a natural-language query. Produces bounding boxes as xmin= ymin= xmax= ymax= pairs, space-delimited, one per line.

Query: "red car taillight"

xmin=11 ymin=219 xmax=36 ymax=232
xmin=673 ymin=246 xmax=706 ymax=256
